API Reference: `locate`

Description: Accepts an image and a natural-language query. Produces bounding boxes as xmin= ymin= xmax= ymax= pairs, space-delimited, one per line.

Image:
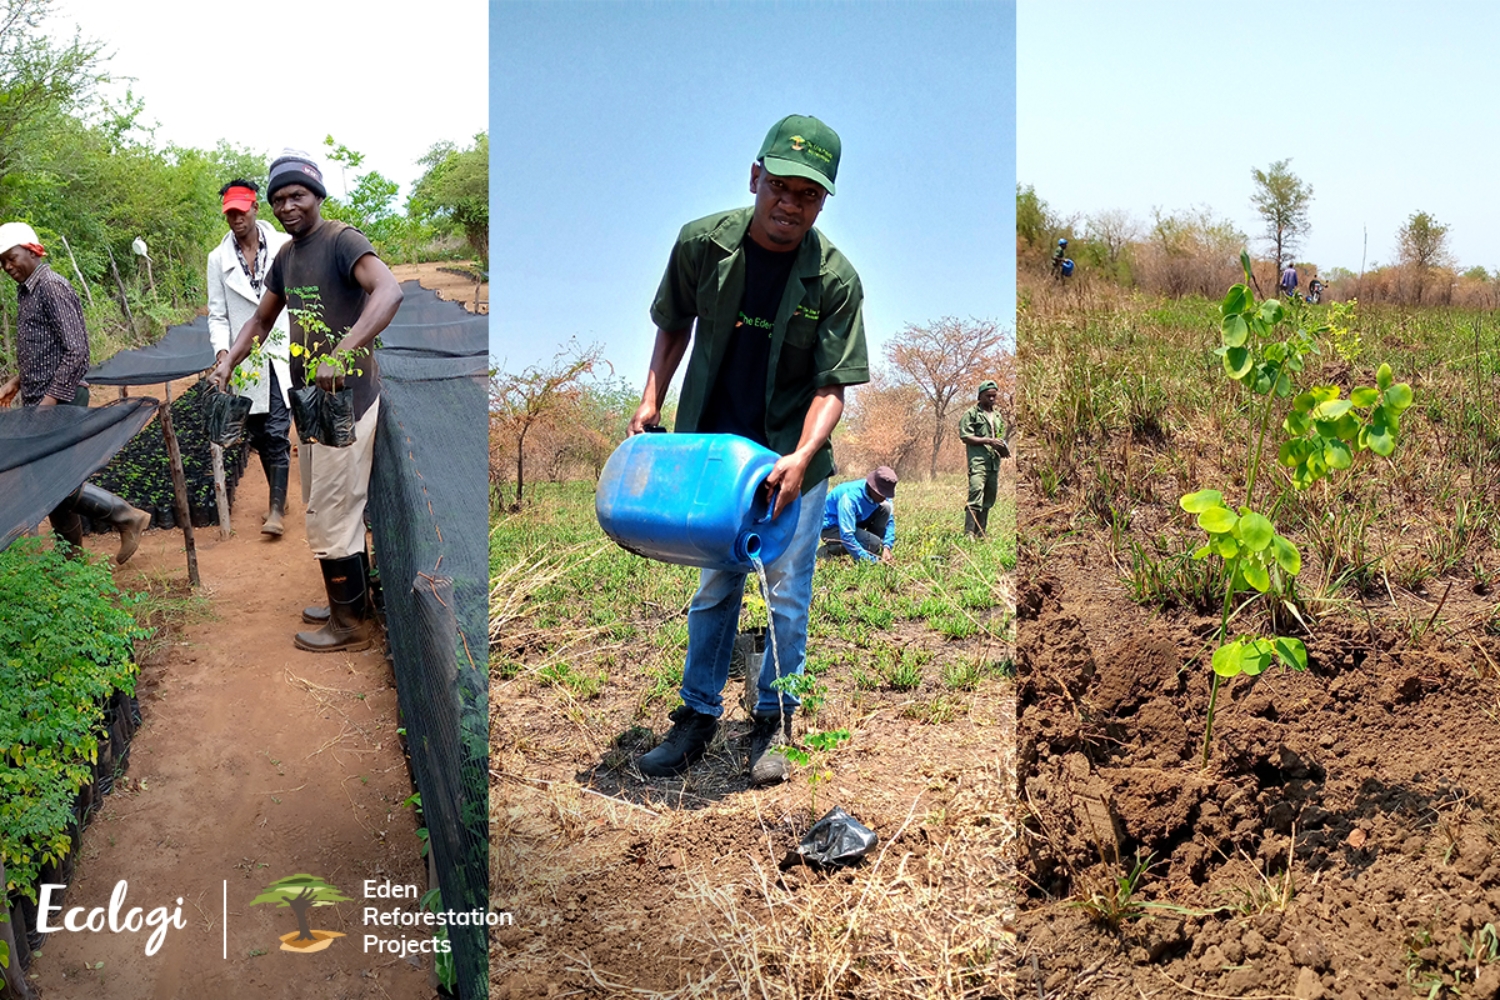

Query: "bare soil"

xmin=490 ymin=621 xmax=1014 ymax=997
xmin=1015 ymin=483 xmax=1500 ymax=1000
xmin=389 ymin=261 xmax=488 ymax=315
xmin=23 ymin=449 xmax=440 ymax=999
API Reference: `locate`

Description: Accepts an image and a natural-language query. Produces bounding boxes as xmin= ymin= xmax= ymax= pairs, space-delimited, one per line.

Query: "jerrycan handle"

xmin=757 ymin=480 xmax=781 ymax=524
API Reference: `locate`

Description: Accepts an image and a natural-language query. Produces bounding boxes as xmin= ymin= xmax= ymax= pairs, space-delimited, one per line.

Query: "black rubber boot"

xmin=48 ymin=500 xmax=85 ymax=559
xmin=977 ymin=507 xmax=990 ymax=536
xmin=302 ymin=549 xmax=369 ymax=623
xmin=637 ymin=705 xmax=718 ymax=778
xmin=262 ymin=462 xmax=288 ymax=537
xmin=293 ymin=555 xmax=372 ymax=652
xmin=73 ymin=484 xmax=152 ymax=564
xmin=964 ymin=507 xmax=983 ymax=538
xmin=747 ymin=711 xmax=792 ymax=786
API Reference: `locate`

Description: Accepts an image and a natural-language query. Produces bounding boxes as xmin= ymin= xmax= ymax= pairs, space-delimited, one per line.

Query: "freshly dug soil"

xmin=1015 ymin=515 xmax=1500 ymax=999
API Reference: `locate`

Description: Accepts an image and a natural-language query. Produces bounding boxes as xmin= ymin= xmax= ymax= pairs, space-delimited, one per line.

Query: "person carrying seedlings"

xmin=207 ymin=178 xmax=294 ymax=537
xmin=959 ymin=380 xmax=1009 ymax=538
xmin=210 ymin=151 xmax=403 ymax=653
xmin=627 ymin=114 xmax=868 ymax=785
xmin=0 ymin=221 xmax=153 ymax=564
xmin=819 ymin=465 xmax=897 ymax=563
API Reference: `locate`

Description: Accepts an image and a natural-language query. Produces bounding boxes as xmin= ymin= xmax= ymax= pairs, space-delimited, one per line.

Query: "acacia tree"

xmin=490 ymin=341 xmax=604 ymax=509
xmin=885 ymin=317 xmax=1010 ymax=479
xmin=1250 ymin=159 xmax=1313 ymax=280
xmin=1397 ymin=210 xmax=1452 ymax=305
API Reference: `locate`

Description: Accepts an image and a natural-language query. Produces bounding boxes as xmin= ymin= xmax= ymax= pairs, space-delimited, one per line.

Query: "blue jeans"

xmin=679 ymin=478 xmax=827 ymax=719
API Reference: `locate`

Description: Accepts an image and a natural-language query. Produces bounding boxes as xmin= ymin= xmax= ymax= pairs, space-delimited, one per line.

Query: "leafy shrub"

xmin=0 ymin=539 xmax=147 ymax=900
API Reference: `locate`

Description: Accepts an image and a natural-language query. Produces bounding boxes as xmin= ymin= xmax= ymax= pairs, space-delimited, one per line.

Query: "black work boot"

xmin=302 ymin=549 xmax=369 ymax=623
xmin=748 ymin=711 xmax=793 ymax=787
xmin=637 ymin=705 xmax=718 ymax=778
xmin=294 ymin=555 xmax=372 ymax=652
xmin=73 ymin=484 xmax=152 ymax=564
xmin=964 ymin=507 xmax=982 ymax=538
xmin=977 ymin=507 xmax=990 ymax=536
xmin=262 ymin=462 xmax=289 ymax=537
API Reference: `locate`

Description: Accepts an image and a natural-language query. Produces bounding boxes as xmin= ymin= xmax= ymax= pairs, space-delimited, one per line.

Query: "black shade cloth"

xmin=83 ymin=279 xmax=484 ymax=387
xmin=368 ymin=282 xmax=488 ymax=999
xmin=379 ymin=280 xmax=488 ymax=358
xmin=0 ymin=399 xmax=158 ymax=551
xmin=86 ymin=315 xmax=214 ymax=386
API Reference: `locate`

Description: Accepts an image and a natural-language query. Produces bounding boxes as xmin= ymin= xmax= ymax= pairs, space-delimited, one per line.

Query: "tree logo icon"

xmin=250 ymin=874 xmax=351 ymax=953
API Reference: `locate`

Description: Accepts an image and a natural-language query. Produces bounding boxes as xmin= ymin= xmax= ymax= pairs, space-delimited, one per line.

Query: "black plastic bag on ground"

xmin=786 ymin=807 xmax=878 ymax=869
xmin=289 ymin=385 xmax=357 ymax=447
xmin=205 ymin=388 xmax=252 ymax=447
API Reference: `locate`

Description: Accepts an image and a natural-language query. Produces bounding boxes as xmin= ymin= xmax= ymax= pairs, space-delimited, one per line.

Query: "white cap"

xmin=0 ymin=221 xmax=40 ymax=256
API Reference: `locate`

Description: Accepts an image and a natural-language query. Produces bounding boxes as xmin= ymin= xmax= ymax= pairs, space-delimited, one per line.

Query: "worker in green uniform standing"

xmin=959 ymin=379 xmax=1008 ymax=537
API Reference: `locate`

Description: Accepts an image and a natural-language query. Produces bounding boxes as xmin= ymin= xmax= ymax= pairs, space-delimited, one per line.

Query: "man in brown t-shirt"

xmin=210 ymin=151 xmax=404 ymax=652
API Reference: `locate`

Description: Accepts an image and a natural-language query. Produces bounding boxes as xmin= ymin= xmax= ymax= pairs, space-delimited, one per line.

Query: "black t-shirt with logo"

xmin=698 ymin=236 xmax=798 ymax=445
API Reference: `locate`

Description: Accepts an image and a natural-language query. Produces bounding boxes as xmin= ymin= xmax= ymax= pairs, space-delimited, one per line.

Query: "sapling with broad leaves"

xmin=1188 ymin=252 xmax=1412 ymax=767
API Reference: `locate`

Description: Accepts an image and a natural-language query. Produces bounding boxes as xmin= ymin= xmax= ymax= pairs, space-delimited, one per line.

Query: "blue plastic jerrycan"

xmin=595 ymin=433 xmax=803 ymax=573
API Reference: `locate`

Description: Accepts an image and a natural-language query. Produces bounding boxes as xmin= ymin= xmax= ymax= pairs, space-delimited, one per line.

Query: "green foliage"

xmin=410 ymin=133 xmax=488 ymax=264
xmin=420 ymin=887 xmax=458 ymax=992
xmin=770 ymin=671 xmax=827 ymax=717
xmin=0 ymin=538 xmax=146 ymax=900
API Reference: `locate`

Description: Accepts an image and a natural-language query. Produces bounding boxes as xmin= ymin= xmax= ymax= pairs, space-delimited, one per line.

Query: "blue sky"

xmin=1020 ymin=3 xmax=1500 ymax=278
xmin=490 ymin=0 xmax=1016 ymax=386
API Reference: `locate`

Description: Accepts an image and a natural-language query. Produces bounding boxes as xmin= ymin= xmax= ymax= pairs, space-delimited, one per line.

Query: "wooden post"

xmin=59 ymin=233 xmax=94 ymax=307
xmin=211 ymin=442 xmax=231 ymax=540
xmin=159 ymin=383 xmax=200 ymax=587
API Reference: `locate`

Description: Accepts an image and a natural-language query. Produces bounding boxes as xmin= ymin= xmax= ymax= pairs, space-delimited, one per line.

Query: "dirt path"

xmin=26 ymin=456 xmax=438 ymax=999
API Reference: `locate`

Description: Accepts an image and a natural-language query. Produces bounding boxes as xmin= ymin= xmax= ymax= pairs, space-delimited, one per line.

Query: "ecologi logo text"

xmin=251 ymin=875 xmax=351 ymax=953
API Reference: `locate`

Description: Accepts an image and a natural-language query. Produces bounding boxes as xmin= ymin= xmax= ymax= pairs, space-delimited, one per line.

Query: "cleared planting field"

xmin=489 ymin=476 xmax=1014 ymax=999
xmin=1016 ymin=274 xmax=1500 ymax=999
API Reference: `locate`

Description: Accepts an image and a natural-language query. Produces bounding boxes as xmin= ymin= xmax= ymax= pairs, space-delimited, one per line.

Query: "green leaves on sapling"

xmin=1181 ymin=491 xmax=1301 ymax=596
xmin=1278 ymin=364 xmax=1414 ymax=487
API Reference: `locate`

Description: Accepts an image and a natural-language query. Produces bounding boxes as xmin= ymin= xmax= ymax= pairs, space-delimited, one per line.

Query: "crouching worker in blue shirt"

xmin=820 ymin=466 xmax=897 ymax=564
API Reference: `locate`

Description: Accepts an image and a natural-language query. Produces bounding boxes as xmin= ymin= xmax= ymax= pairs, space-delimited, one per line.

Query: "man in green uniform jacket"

xmin=628 ymin=114 xmax=869 ymax=786
xmin=959 ymin=379 xmax=1008 ymax=537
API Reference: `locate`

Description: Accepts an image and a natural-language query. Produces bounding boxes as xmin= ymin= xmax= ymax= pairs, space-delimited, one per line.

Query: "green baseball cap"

xmin=757 ymin=114 xmax=840 ymax=195
xmin=977 ymin=380 xmax=999 ymax=396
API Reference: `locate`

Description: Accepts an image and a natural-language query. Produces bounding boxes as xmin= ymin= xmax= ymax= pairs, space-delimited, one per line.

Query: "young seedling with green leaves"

xmin=285 ymin=285 xmax=370 ymax=381
xmin=780 ymin=727 xmax=850 ymax=822
xmin=1188 ymin=253 xmax=1413 ymax=767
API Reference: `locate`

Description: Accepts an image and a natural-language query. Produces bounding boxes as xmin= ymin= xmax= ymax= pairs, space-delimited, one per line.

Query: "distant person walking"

xmin=959 ymin=380 xmax=1008 ymax=538
xmin=207 ymin=178 xmax=294 ymax=537
xmin=1052 ymin=238 xmax=1068 ymax=279
xmin=0 ymin=221 xmax=152 ymax=563
xmin=1280 ymin=263 xmax=1299 ymax=299
xmin=1307 ymin=277 xmax=1323 ymax=304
